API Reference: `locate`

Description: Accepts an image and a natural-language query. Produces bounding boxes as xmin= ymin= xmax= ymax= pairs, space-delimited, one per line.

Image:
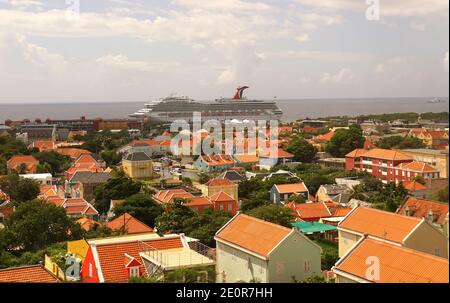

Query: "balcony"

xmin=138 ymin=240 xmax=216 ymax=273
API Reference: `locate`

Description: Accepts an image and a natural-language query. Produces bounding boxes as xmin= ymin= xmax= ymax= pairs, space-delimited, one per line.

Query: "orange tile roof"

xmin=7 ymin=155 xmax=39 ymax=173
xmin=427 ymin=130 xmax=448 ymax=140
xmin=315 ymin=131 xmax=335 ymax=142
xmin=0 ymin=265 xmax=59 ymax=283
xmin=210 ymin=191 xmax=235 ymax=202
xmin=339 ymin=207 xmax=422 ymax=243
xmin=107 ymin=213 xmax=153 ymax=234
xmin=184 ymin=196 xmax=212 ymax=207
xmin=201 ymin=154 xmax=236 ymax=166
xmin=359 ymin=148 xmax=412 ymax=161
xmin=75 ymin=154 xmax=99 ymax=165
xmin=274 ymin=183 xmax=308 ymax=194
xmin=397 ymin=197 xmax=449 ymax=225
xmin=402 ymin=180 xmax=427 ymax=191
xmin=396 ymin=161 xmax=438 ymax=173
xmin=77 ymin=217 xmax=101 ymax=231
xmin=216 ymin=214 xmax=292 ymax=258
xmin=56 ymin=148 xmax=91 ymax=159
xmin=153 ymin=189 xmax=194 ymax=204
xmin=206 ymin=178 xmax=235 ymax=187
xmin=63 ymin=199 xmax=99 ymax=216
xmin=233 ymin=154 xmax=259 ymax=164
xmin=262 ymin=148 xmax=294 ymax=158
xmin=32 ymin=141 xmax=56 ymax=151
xmin=287 ymin=202 xmax=332 ymax=220
xmin=130 ymin=139 xmax=159 ymax=147
xmin=93 ymin=236 xmax=184 ymax=282
xmin=345 ymin=148 xmax=367 ymax=158
xmin=335 ymin=238 xmax=449 ymax=283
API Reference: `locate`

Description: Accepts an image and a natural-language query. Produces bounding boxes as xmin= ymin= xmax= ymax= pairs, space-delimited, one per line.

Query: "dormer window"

xmin=129 ymin=266 xmax=140 ymax=278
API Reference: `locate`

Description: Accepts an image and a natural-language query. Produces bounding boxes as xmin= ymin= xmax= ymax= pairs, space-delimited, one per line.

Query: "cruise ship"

xmin=129 ymin=87 xmax=283 ymax=124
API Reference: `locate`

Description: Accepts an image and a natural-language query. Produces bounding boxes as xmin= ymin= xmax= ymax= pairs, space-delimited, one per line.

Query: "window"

xmin=130 ymin=266 xmax=140 ymax=278
xmin=220 ymin=204 xmax=224 ymax=211
xmin=435 ymin=248 xmax=441 ymax=257
xmin=88 ymin=263 xmax=93 ymax=278
xmin=228 ymin=203 xmax=232 ymax=211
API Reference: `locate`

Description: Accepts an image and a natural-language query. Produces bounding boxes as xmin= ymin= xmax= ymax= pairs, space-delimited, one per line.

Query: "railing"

xmin=138 ymin=240 xmax=216 ymax=270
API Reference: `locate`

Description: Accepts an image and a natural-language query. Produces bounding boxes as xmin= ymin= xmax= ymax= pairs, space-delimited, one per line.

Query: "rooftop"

xmin=0 ymin=265 xmax=59 ymax=283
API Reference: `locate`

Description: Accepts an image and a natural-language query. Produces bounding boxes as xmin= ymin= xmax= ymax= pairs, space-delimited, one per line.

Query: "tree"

xmin=376 ymin=136 xmax=425 ymax=149
xmin=287 ymin=137 xmax=317 ymax=163
xmin=325 ymin=124 xmax=365 ymax=157
xmin=434 ymin=186 xmax=449 ymax=203
xmin=113 ymin=193 xmax=164 ymax=228
xmin=93 ymin=170 xmax=142 ymax=214
xmin=3 ymin=200 xmax=80 ymax=252
xmin=0 ymin=172 xmax=40 ymax=203
xmin=183 ymin=208 xmax=232 ymax=247
xmin=289 ymin=194 xmax=306 ymax=204
xmin=247 ymin=204 xmax=294 ymax=228
xmin=33 ymin=151 xmax=71 ymax=174
xmin=155 ymin=199 xmax=197 ymax=234
xmin=101 ymin=150 xmax=122 ymax=167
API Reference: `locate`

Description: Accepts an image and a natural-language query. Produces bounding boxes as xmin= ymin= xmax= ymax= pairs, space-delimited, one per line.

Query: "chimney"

xmin=427 ymin=209 xmax=434 ymax=223
xmin=404 ymin=205 xmax=411 ymax=217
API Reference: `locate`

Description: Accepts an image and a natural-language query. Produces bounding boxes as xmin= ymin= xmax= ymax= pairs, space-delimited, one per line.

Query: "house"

xmin=333 ymin=237 xmax=449 ymax=283
xmin=76 ymin=217 xmax=101 ymax=231
xmin=408 ymin=129 xmax=449 ymax=148
xmin=218 ymin=170 xmax=244 ymax=183
xmin=66 ymin=171 xmax=112 ymax=202
xmin=107 ymin=213 xmax=153 ymax=234
xmin=194 ymin=154 xmax=236 ymax=172
xmin=81 ymin=233 xmax=215 ymax=283
xmin=397 ymin=196 xmax=449 ymax=231
xmin=65 ymin=154 xmax=103 ymax=180
xmin=338 ymin=207 xmax=448 ymax=258
xmin=285 ymin=202 xmax=332 ymax=222
xmin=316 ymin=184 xmax=352 ymax=205
xmin=153 ymin=189 xmax=195 ymax=204
xmin=245 ymin=169 xmax=298 ymax=181
xmin=7 ymin=155 xmax=39 ymax=173
xmin=0 ymin=264 xmax=60 ymax=283
xmin=55 ymin=148 xmax=91 ymax=161
xmin=60 ymin=198 xmax=99 ymax=219
xmin=258 ymin=149 xmax=294 ymax=170
xmin=20 ymin=173 xmax=53 ymax=186
xmin=345 ymin=148 xmax=440 ymax=184
xmin=215 ymin=213 xmax=322 ymax=283
xmin=270 ymin=183 xmax=309 ymax=204
xmin=183 ymin=196 xmax=213 ymax=213
xmin=122 ymin=152 xmax=153 ymax=180
xmin=31 ymin=140 xmax=57 ymax=152
xmin=205 ymin=178 xmax=239 ymax=201
xmin=401 ymin=180 xmax=428 ymax=194
xmin=400 ymin=148 xmax=448 ymax=178
xmin=233 ymin=154 xmax=259 ymax=167
xmin=314 ymin=130 xmax=335 ymax=144
xmin=209 ymin=191 xmax=238 ymax=215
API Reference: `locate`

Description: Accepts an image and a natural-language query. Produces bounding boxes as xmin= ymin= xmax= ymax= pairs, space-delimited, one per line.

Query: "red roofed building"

xmin=205 ymin=178 xmax=239 ymax=201
xmin=0 ymin=265 xmax=60 ymax=283
xmin=270 ymin=183 xmax=309 ymax=204
xmin=31 ymin=140 xmax=57 ymax=152
xmin=7 ymin=155 xmax=39 ymax=173
xmin=183 ymin=196 xmax=213 ymax=213
xmin=314 ymin=131 xmax=335 ymax=143
xmin=61 ymin=198 xmax=99 ymax=218
xmin=194 ymin=154 xmax=236 ymax=172
xmin=81 ymin=233 xmax=214 ymax=283
xmin=285 ymin=202 xmax=332 ymax=222
xmin=210 ymin=191 xmax=238 ymax=215
xmin=397 ymin=196 xmax=449 ymax=229
xmin=107 ymin=213 xmax=153 ymax=234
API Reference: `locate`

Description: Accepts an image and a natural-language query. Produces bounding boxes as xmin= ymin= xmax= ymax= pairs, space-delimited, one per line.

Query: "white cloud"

xmin=410 ymin=22 xmax=426 ymax=31
xmin=295 ymin=33 xmax=310 ymax=43
xmin=320 ymin=68 xmax=355 ymax=84
xmin=0 ymin=0 xmax=43 ymax=9
xmin=96 ymin=54 xmax=178 ymax=72
xmin=374 ymin=64 xmax=384 ymax=73
xmin=295 ymin=0 xmax=449 ymax=17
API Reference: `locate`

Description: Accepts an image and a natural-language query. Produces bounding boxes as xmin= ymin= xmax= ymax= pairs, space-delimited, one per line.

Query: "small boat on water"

xmin=427 ymin=98 xmax=444 ymax=103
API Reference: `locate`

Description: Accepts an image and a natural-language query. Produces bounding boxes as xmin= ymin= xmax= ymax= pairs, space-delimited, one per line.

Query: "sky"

xmin=0 ymin=0 xmax=448 ymax=103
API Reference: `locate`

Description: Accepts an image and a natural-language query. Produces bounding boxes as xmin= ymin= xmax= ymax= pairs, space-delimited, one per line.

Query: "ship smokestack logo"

xmin=233 ymin=86 xmax=249 ymax=100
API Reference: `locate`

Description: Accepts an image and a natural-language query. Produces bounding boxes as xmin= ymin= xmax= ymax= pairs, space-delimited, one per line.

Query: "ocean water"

xmin=0 ymin=97 xmax=448 ymax=123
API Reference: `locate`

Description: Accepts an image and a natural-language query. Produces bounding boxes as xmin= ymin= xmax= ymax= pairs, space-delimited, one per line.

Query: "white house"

xmin=214 ymin=213 xmax=322 ymax=283
xmin=20 ymin=173 xmax=52 ymax=186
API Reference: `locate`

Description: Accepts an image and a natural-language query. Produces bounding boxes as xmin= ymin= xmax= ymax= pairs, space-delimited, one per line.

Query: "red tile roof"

xmin=315 ymin=131 xmax=335 ymax=143
xmin=107 ymin=213 xmax=153 ymax=234
xmin=210 ymin=191 xmax=235 ymax=202
xmin=274 ymin=183 xmax=308 ymax=194
xmin=93 ymin=235 xmax=184 ymax=282
xmin=77 ymin=217 xmax=101 ymax=231
xmin=262 ymin=148 xmax=294 ymax=158
xmin=32 ymin=141 xmax=57 ymax=151
xmin=397 ymin=197 xmax=449 ymax=225
xmin=402 ymin=180 xmax=427 ymax=191
xmin=184 ymin=196 xmax=212 ymax=207
xmin=396 ymin=161 xmax=438 ymax=173
xmin=286 ymin=202 xmax=332 ymax=221
xmin=7 ymin=155 xmax=39 ymax=173
xmin=216 ymin=214 xmax=292 ymax=258
xmin=153 ymin=189 xmax=194 ymax=204
xmin=0 ymin=265 xmax=59 ymax=283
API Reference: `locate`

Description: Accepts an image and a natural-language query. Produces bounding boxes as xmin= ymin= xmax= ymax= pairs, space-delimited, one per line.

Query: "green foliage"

xmin=287 ymin=136 xmax=317 ymax=163
xmin=2 ymin=200 xmax=80 ymax=252
xmin=163 ymin=266 xmax=215 ymax=283
xmin=33 ymin=151 xmax=71 ymax=174
xmin=0 ymin=172 xmax=40 ymax=203
xmin=433 ymin=186 xmax=449 ymax=203
xmin=376 ymin=136 xmax=425 ymax=149
xmin=290 ymin=194 xmax=306 ymax=204
xmin=100 ymin=150 xmax=122 ymax=167
xmin=93 ymin=170 xmax=142 ymax=214
xmin=247 ymin=204 xmax=294 ymax=228
xmin=368 ymin=182 xmax=408 ymax=212
xmin=113 ymin=193 xmax=164 ymax=228
xmin=81 ymin=130 xmax=132 ymax=154
xmin=325 ymin=124 xmax=365 ymax=158
xmin=155 ymin=199 xmax=197 ymax=234
xmin=315 ymin=239 xmax=339 ymax=270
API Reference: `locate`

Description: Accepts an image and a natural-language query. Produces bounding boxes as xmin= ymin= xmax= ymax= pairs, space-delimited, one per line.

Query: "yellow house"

xmin=215 ymin=213 xmax=322 ymax=283
xmin=205 ymin=179 xmax=238 ymax=201
xmin=122 ymin=152 xmax=153 ymax=180
xmin=338 ymin=207 xmax=448 ymax=259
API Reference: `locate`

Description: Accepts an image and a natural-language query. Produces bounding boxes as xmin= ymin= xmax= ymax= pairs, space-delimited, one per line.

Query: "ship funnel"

xmin=233 ymin=86 xmax=250 ymax=100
